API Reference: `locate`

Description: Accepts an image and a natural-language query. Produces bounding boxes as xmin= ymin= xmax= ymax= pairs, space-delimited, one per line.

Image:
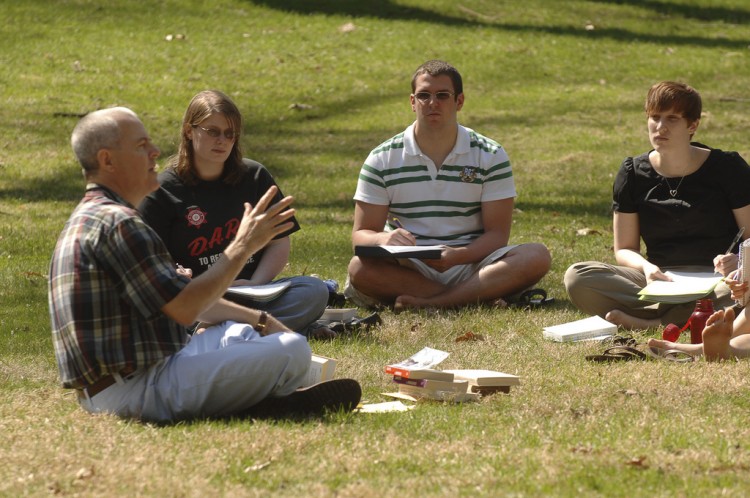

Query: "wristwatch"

xmin=256 ymin=311 xmax=268 ymax=335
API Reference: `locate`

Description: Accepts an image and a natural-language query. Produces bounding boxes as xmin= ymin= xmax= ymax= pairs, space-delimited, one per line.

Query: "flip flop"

xmin=585 ymin=345 xmax=646 ymax=362
xmin=644 ymin=346 xmax=696 ymax=363
xmin=604 ymin=335 xmax=638 ymax=347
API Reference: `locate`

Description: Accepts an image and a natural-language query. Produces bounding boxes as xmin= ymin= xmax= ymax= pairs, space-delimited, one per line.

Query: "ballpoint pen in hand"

xmin=726 ymin=227 xmax=745 ymax=254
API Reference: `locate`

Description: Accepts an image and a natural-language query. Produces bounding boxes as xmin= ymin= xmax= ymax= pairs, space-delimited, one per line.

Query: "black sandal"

xmin=328 ymin=312 xmax=382 ymax=334
xmin=509 ymin=288 xmax=554 ymax=309
xmin=586 ymin=345 xmax=647 ymax=363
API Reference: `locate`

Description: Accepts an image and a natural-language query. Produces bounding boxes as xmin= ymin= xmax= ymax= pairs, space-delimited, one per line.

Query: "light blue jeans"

xmin=78 ymin=321 xmax=311 ymax=422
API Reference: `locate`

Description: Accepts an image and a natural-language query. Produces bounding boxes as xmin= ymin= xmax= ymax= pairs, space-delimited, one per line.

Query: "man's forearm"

xmin=162 ymin=240 xmax=262 ymax=325
xmin=198 ymin=298 xmax=290 ymax=334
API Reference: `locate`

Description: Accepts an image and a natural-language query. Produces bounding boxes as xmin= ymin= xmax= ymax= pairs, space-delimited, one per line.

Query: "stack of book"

xmin=383 ymin=347 xmax=521 ymax=402
xmin=385 ymin=364 xmax=476 ymax=402
xmin=444 ymin=369 xmax=521 ymax=395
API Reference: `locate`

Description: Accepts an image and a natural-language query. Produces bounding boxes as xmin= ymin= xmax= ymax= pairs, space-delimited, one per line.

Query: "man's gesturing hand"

xmin=234 ymin=186 xmax=296 ymax=256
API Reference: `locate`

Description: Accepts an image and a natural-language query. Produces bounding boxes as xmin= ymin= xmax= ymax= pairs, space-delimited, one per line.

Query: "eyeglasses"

xmin=193 ymin=125 xmax=239 ymax=140
xmin=413 ymin=91 xmax=455 ymax=103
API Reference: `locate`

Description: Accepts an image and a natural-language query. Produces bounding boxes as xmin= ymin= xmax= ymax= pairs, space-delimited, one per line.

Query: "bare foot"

xmin=394 ymin=295 xmax=424 ymax=313
xmin=491 ymin=297 xmax=509 ymax=308
xmin=702 ymin=308 xmax=735 ymax=361
xmin=605 ymin=310 xmax=660 ymax=330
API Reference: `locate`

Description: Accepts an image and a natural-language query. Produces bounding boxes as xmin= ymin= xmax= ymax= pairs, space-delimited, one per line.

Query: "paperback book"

xmin=543 ymin=315 xmax=617 ymax=342
xmin=384 ymin=347 xmax=452 ymax=380
xmin=444 ymin=369 xmax=520 ymax=391
xmin=301 ymin=354 xmax=337 ymax=388
xmin=395 ymin=383 xmax=478 ymax=402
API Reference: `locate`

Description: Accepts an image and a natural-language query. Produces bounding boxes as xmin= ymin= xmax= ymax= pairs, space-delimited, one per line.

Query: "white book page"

xmin=380 ymin=245 xmax=444 ymax=254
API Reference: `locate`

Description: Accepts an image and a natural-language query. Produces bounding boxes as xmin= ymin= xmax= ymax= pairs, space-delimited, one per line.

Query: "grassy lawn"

xmin=2 ymin=0 xmax=750 ymax=496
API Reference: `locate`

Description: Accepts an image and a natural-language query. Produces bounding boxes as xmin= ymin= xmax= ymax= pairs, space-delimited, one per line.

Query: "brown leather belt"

xmin=77 ymin=368 xmax=136 ymax=399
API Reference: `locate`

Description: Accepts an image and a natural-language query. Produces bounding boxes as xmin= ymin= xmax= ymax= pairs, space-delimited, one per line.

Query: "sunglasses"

xmin=413 ymin=91 xmax=455 ymax=103
xmin=193 ymin=125 xmax=239 ymax=140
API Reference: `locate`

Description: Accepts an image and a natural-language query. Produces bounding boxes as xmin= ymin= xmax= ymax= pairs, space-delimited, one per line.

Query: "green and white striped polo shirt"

xmin=354 ymin=123 xmax=516 ymax=246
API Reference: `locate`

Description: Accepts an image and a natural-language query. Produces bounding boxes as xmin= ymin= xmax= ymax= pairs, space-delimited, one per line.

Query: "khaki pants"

xmin=564 ymin=261 xmax=733 ymax=326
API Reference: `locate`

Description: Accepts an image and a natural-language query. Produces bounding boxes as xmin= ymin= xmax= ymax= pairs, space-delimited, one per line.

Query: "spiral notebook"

xmin=738 ymin=240 xmax=750 ymax=306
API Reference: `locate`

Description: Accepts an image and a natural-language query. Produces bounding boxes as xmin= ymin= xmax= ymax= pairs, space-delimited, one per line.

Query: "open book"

xmin=637 ymin=271 xmax=722 ymax=304
xmin=384 ymin=347 xmax=453 ymax=381
xmin=225 ymin=281 xmax=291 ymax=302
xmin=355 ymin=245 xmax=443 ymax=259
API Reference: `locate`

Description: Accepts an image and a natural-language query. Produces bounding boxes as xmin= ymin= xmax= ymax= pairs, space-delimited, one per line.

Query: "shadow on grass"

xmin=1 ymin=171 xmax=84 ymax=203
xmin=247 ymin=0 xmax=750 ymax=48
xmin=592 ymin=0 xmax=750 ymax=24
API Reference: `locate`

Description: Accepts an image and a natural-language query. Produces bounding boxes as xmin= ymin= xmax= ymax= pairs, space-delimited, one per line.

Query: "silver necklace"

xmin=664 ymin=176 xmax=685 ymax=197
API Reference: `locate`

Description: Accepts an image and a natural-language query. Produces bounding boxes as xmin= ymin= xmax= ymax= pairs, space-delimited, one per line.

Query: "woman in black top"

xmin=565 ymin=81 xmax=750 ymax=329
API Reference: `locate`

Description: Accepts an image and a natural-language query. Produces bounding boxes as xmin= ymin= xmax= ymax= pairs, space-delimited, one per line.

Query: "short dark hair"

xmin=411 ymin=60 xmax=463 ymax=97
xmin=645 ymin=81 xmax=702 ymax=123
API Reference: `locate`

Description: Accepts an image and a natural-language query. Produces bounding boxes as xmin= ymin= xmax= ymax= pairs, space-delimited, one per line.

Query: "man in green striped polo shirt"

xmin=344 ymin=60 xmax=551 ymax=311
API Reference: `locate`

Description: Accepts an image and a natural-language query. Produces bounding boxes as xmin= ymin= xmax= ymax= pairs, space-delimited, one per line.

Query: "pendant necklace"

xmin=663 ymin=175 xmax=685 ymax=197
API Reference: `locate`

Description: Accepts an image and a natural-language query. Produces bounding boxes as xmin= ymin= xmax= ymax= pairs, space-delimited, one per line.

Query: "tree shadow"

xmin=591 ymin=0 xmax=750 ymax=24
xmin=247 ymin=0 xmax=750 ymax=49
xmin=247 ymin=0 xmax=473 ymax=25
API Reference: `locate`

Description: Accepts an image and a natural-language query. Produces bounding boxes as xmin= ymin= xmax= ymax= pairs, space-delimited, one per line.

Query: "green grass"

xmin=3 ymin=0 xmax=750 ymax=496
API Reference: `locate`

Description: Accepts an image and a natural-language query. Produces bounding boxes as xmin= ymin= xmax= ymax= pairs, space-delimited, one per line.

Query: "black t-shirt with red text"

xmin=139 ymin=159 xmax=299 ymax=279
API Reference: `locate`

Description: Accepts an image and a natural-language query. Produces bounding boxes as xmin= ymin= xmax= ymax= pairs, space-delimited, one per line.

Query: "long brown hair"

xmin=169 ymin=90 xmax=244 ymax=185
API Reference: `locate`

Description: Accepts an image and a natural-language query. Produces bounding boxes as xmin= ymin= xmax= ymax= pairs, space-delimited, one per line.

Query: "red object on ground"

xmin=662 ymin=323 xmax=682 ymax=342
xmin=689 ymin=299 xmax=714 ymax=344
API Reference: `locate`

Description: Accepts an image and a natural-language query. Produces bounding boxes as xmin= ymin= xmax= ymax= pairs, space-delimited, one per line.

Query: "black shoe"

xmin=248 ymin=379 xmax=362 ymax=419
xmin=327 ymin=291 xmax=347 ymax=308
xmin=329 ymin=312 xmax=383 ymax=334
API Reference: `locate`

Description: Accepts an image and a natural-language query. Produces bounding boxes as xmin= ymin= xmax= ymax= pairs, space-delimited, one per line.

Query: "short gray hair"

xmin=70 ymin=107 xmax=138 ymax=173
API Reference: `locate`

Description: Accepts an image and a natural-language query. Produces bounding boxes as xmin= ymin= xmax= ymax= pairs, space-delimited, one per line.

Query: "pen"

xmin=391 ymin=217 xmax=404 ymax=229
xmin=725 ymin=227 xmax=745 ymax=254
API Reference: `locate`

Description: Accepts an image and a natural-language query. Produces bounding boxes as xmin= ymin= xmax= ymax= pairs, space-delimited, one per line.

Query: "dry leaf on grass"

xmin=576 ymin=228 xmax=601 ymax=236
xmin=626 ymin=456 xmax=648 ymax=468
xmin=339 ymin=22 xmax=356 ymax=33
xmin=455 ymin=331 xmax=484 ymax=342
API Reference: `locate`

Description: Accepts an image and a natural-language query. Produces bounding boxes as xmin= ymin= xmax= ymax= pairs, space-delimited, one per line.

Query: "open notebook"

xmin=637 ymin=271 xmax=722 ymax=304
